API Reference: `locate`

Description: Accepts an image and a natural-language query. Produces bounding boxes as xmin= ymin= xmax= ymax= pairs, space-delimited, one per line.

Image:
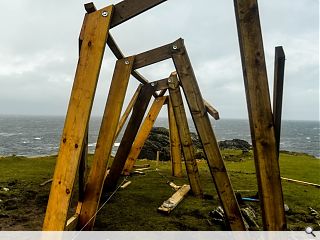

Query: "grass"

xmin=0 ymin=151 xmax=319 ymax=231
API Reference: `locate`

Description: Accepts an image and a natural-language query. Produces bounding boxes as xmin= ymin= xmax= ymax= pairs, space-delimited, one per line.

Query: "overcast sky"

xmin=0 ymin=0 xmax=318 ymax=121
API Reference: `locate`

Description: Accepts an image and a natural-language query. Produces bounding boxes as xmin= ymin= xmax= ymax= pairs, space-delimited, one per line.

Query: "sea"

xmin=0 ymin=115 xmax=319 ymax=158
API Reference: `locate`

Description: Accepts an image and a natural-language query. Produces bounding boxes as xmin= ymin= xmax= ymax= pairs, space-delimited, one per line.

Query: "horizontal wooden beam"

xmin=151 ymin=77 xmax=170 ymax=91
xmin=110 ymin=0 xmax=167 ymax=28
xmin=133 ymin=42 xmax=174 ymax=70
xmin=203 ymin=99 xmax=219 ymax=120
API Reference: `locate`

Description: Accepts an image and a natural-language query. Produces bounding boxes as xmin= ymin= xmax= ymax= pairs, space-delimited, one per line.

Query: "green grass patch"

xmin=0 ymin=151 xmax=319 ymax=231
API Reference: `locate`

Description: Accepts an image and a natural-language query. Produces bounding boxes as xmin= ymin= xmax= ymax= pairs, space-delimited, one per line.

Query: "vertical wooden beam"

xmin=43 ymin=5 xmax=113 ymax=231
xmin=123 ymin=96 xmax=167 ymax=175
xmin=104 ymin=84 xmax=155 ymax=191
xmin=273 ymin=46 xmax=285 ymax=156
xmin=77 ymin=56 xmax=134 ymax=230
xmin=168 ymin=78 xmax=202 ymax=197
xmin=171 ymin=40 xmax=246 ymax=230
xmin=167 ymin=97 xmax=183 ymax=177
xmin=115 ymin=84 xmax=143 ymax=140
xmin=233 ymin=0 xmax=286 ymax=230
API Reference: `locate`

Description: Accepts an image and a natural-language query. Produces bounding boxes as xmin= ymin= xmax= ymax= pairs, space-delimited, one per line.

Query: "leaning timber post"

xmin=234 ymin=0 xmax=286 ymax=230
xmin=167 ymin=97 xmax=183 ymax=177
xmin=43 ymin=5 xmax=114 ymax=231
xmin=77 ymin=56 xmax=134 ymax=230
xmin=168 ymin=78 xmax=203 ymax=197
xmin=171 ymin=39 xmax=246 ymax=230
xmin=79 ymin=129 xmax=88 ymax=201
xmin=103 ymin=84 xmax=155 ymax=192
xmin=115 ymin=84 xmax=143 ymax=140
xmin=123 ymin=96 xmax=167 ymax=175
xmin=273 ymin=46 xmax=286 ymax=156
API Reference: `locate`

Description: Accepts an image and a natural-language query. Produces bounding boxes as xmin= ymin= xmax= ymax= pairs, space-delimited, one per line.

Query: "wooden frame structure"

xmin=43 ymin=0 xmax=287 ymax=232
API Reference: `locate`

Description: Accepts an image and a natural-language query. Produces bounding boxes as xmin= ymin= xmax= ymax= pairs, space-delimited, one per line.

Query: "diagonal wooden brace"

xmin=123 ymin=96 xmax=168 ymax=175
xmin=104 ymin=83 xmax=155 ymax=191
xmin=171 ymin=40 xmax=246 ymax=230
xmin=77 ymin=56 xmax=134 ymax=230
xmin=43 ymin=5 xmax=114 ymax=231
xmin=168 ymin=74 xmax=203 ymax=197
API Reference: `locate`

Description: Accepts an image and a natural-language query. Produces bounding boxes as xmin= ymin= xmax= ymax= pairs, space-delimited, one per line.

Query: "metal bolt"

xmin=168 ymin=78 xmax=172 ymax=83
xmin=151 ymin=82 xmax=155 ymax=87
xmin=172 ymin=45 xmax=178 ymax=50
xmin=102 ymin=11 xmax=108 ymax=17
xmin=124 ymin=60 xmax=130 ymax=65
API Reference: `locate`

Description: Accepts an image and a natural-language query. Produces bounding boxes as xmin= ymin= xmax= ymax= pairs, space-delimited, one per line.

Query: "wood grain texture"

xmin=158 ymin=184 xmax=190 ymax=214
xmin=234 ymin=0 xmax=286 ymax=230
xmin=167 ymin=97 xmax=183 ymax=177
xmin=42 ymin=6 xmax=113 ymax=230
xmin=171 ymin=41 xmax=246 ymax=230
xmin=133 ymin=42 xmax=173 ymax=70
xmin=104 ymin=84 xmax=155 ymax=191
xmin=115 ymin=84 xmax=143 ymax=140
xmin=273 ymin=46 xmax=285 ymax=156
xmin=203 ymin=99 xmax=219 ymax=120
xmin=168 ymin=75 xmax=202 ymax=197
xmin=77 ymin=56 xmax=134 ymax=230
xmin=111 ymin=0 xmax=167 ymax=28
xmin=123 ymin=96 xmax=167 ymax=175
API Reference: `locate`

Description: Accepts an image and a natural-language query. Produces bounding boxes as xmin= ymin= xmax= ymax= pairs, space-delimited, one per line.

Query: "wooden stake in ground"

xmin=233 ymin=0 xmax=286 ymax=230
xmin=171 ymin=39 xmax=246 ymax=230
xmin=167 ymin=97 xmax=183 ymax=177
xmin=43 ymin=6 xmax=114 ymax=231
xmin=168 ymin=77 xmax=203 ymax=198
xmin=123 ymin=96 xmax=167 ymax=175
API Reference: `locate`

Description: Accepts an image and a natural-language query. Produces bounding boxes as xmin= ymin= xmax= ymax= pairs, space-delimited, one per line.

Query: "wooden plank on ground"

xmin=42 ymin=6 xmax=113 ymax=231
xmin=171 ymin=41 xmax=246 ymax=230
xmin=167 ymin=96 xmax=183 ymax=177
xmin=168 ymin=76 xmax=202 ymax=198
xmin=103 ymin=84 xmax=155 ymax=191
xmin=233 ymin=0 xmax=286 ymax=230
xmin=65 ymin=214 xmax=79 ymax=231
xmin=158 ymin=184 xmax=190 ymax=214
xmin=273 ymin=46 xmax=286 ymax=156
xmin=77 ymin=56 xmax=134 ymax=230
xmin=122 ymin=96 xmax=167 ymax=175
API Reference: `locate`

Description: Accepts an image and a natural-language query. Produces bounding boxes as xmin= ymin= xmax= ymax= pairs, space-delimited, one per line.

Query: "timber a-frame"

xmin=43 ymin=0 xmax=287 ymax=231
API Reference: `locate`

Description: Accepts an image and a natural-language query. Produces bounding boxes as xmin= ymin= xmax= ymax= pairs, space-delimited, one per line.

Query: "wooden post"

xmin=167 ymin=97 xmax=183 ymax=177
xmin=233 ymin=0 xmax=286 ymax=230
xmin=171 ymin=40 xmax=246 ymax=230
xmin=123 ymin=96 xmax=167 ymax=175
xmin=77 ymin=56 xmax=134 ymax=230
xmin=115 ymin=84 xmax=143 ymax=140
xmin=104 ymin=84 xmax=155 ymax=191
xmin=156 ymin=151 xmax=160 ymax=167
xmin=168 ymin=78 xmax=203 ymax=198
xmin=43 ymin=5 xmax=113 ymax=231
xmin=273 ymin=46 xmax=285 ymax=156
xmin=79 ymin=130 xmax=88 ymax=201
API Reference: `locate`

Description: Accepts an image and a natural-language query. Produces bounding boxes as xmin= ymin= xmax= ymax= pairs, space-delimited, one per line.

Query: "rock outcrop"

xmin=138 ymin=127 xmax=251 ymax=161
